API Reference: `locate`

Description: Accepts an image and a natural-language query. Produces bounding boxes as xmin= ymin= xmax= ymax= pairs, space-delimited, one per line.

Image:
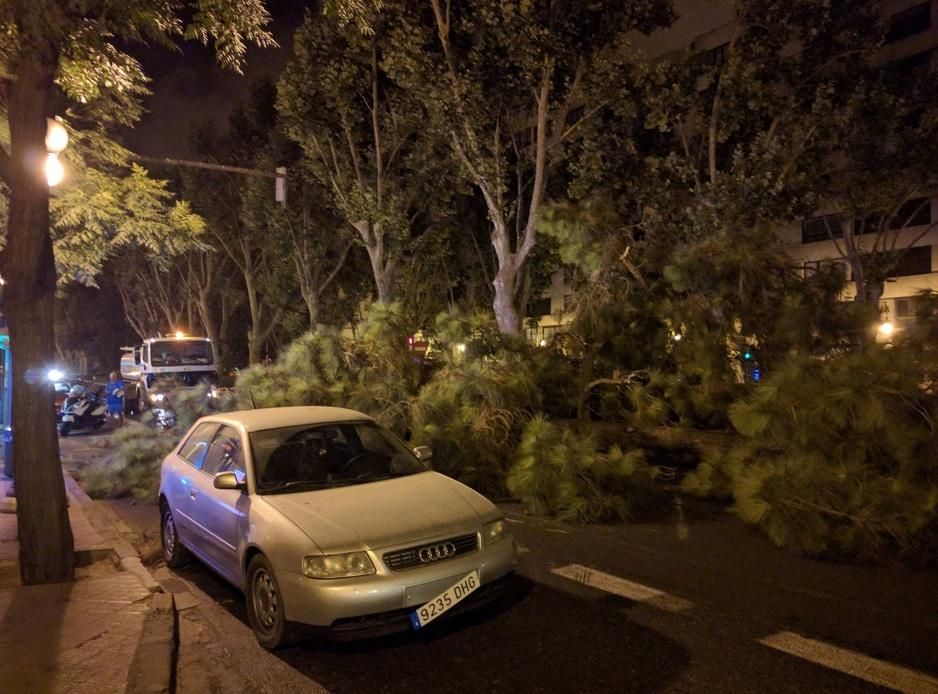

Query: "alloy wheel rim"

xmin=163 ymin=514 xmax=176 ymax=556
xmin=252 ymin=568 xmax=279 ymax=631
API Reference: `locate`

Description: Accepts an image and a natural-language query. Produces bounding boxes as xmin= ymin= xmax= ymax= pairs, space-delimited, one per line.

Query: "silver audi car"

xmin=159 ymin=406 xmax=517 ymax=648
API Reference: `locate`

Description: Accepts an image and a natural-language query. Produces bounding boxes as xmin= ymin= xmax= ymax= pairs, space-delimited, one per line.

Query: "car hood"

xmin=259 ymin=471 xmax=496 ymax=554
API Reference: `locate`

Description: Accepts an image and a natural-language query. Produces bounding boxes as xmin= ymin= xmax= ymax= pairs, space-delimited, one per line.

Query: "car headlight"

xmin=149 ymin=393 xmax=165 ymax=403
xmin=482 ymin=518 xmax=507 ymax=546
xmin=302 ymin=552 xmax=375 ymax=579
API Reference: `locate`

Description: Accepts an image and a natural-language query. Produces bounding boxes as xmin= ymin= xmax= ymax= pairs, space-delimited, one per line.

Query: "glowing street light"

xmin=45 ymin=118 xmax=69 ymax=153
xmin=45 ymin=154 xmax=64 ymax=187
xmin=44 ymin=118 xmax=68 ymax=187
xmin=878 ymin=321 xmax=894 ymax=338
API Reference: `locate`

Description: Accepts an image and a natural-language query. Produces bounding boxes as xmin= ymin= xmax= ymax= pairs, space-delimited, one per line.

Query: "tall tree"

xmin=817 ymin=60 xmax=938 ymax=308
xmin=0 ymin=0 xmax=273 ymax=585
xmin=278 ymin=10 xmax=450 ymax=305
xmin=384 ymin=0 xmax=673 ymax=334
xmin=567 ymin=0 xmax=918 ymax=359
xmin=187 ymin=84 xmax=293 ymax=365
xmin=269 ymin=177 xmax=354 ymax=329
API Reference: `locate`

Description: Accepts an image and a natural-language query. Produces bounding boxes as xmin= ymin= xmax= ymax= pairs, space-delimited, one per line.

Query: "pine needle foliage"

xmin=628 ymin=371 xmax=741 ymax=430
xmin=81 ymin=426 xmax=176 ymax=500
xmin=235 ymin=327 xmax=353 ymax=409
xmin=233 ymin=304 xmax=421 ymax=434
xmin=410 ymin=351 xmax=540 ymax=497
xmin=507 ymin=416 xmax=659 ymax=523
xmin=709 ymin=349 xmax=938 ymax=560
xmin=171 ymin=383 xmax=238 ymax=433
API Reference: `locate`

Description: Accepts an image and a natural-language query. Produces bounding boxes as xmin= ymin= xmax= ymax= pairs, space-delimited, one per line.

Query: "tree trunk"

xmin=1 ymin=48 xmax=75 ymax=584
xmin=303 ymin=287 xmax=321 ymax=330
xmin=354 ymin=221 xmax=394 ymax=304
xmin=577 ymin=344 xmax=599 ymax=420
xmin=492 ymin=263 xmax=522 ymax=336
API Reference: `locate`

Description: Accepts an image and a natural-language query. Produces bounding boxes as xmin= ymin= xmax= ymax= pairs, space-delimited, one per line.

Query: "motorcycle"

xmin=59 ymin=384 xmax=108 ymax=436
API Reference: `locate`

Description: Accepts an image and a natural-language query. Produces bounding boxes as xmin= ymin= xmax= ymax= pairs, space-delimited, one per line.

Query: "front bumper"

xmin=322 ymin=571 xmax=517 ymax=640
xmin=277 ymin=536 xmax=517 ymax=631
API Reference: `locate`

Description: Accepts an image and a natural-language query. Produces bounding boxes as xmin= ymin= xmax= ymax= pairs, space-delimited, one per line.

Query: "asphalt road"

xmin=95 ymin=484 xmax=938 ymax=694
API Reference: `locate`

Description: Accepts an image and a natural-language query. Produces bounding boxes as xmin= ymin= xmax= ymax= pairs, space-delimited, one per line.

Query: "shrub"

xmin=80 ymin=426 xmax=176 ymax=500
xmin=507 ymin=416 xmax=659 ymax=523
xmin=717 ymin=349 xmax=938 ymax=561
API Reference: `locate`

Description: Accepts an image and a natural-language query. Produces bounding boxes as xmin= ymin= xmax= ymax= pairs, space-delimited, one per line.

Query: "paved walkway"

xmin=0 ymin=475 xmax=154 ymax=694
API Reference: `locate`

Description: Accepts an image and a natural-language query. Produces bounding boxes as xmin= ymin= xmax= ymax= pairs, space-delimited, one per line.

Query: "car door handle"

xmin=189 ymin=490 xmax=198 ymax=500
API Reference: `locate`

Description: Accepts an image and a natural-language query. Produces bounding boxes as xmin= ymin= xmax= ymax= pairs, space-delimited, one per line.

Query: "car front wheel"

xmin=246 ymin=554 xmax=293 ymax=650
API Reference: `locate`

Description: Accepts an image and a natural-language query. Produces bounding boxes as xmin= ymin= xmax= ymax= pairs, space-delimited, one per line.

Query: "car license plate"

xmin=409 ymin=570 xmax=480 ymax=630
xmin=61 ymin=415 xmax=74 ymax=422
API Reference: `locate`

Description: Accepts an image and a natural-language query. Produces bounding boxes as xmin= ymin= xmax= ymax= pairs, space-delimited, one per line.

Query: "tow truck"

xmin=120 ymin=334 xmax=218 ymax=415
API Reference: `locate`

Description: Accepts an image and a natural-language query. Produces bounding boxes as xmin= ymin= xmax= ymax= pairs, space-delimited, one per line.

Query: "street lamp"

xmin=44 ymin=118 xmax=68 ymax=187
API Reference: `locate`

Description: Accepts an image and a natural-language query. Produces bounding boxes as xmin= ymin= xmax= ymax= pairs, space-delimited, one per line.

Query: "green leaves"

xmin=52 ymin=163 xmax=205 ymax=285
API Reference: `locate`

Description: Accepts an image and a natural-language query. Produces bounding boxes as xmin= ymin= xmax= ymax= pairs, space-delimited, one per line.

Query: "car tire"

xmin=161 ymin=505 xmax=190 ymax=568
xmin=59 ymin=422 xmax=71 ymax=437
xmin=246 ymin=554 xmax=293 ymax=650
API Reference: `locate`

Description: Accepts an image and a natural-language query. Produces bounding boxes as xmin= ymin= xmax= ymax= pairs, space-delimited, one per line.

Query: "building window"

xmin=803 ymin=259 xmax=848 ymax=279
xmin=895 ymin=297 xmax=916 ymax=319
xmin=890 ymin=196 xmax=932 ymax=229
xmin=541 ymin=325 xmax=562 ymax=340
xmin=886 ymin=2 xmax=932 ymax=43
xmin=891 ymin=48 xmax=935 ymax=74
xmin=704 ymin=43 xmax=729 ymax=67
xmin=893 ymin=245 xmax=932 ymax=277
xmin=802 ymin=214 xmax=844 ymax=243
xmin=526 ymin=296 xmax=552 ymax=317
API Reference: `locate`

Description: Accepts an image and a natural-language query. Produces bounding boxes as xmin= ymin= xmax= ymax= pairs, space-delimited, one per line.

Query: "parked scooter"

xmin=59 ymin=384 xmax=108 ymax=436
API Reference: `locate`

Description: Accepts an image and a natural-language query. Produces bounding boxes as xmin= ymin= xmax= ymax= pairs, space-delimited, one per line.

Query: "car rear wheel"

xmin=59 ymin=422 xmax=71 ymax=436
xmin=161 ymin=506 xmax=190 ymax=568
xmin=246 ymin=554 xmax=293 ymax=650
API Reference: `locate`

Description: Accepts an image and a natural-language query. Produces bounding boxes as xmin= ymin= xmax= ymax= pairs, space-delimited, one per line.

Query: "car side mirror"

xmin=413 ymin=445 xmax=432 ymax=462
xmin=214 ymin=471 xmax=246 ymax=492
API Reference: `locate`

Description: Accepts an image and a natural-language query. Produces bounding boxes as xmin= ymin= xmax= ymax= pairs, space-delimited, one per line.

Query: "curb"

xmin=125 ymin=592 xmax=177 ymax=694
xmin=63 ymin=475 xmax=161 ymax=592
xmin=64 ymin=473 xmax=177 ymax=694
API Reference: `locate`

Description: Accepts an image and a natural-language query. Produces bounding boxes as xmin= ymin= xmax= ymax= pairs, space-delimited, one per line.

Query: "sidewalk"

xmin=0 ymin=473 xmax=169 ymax=694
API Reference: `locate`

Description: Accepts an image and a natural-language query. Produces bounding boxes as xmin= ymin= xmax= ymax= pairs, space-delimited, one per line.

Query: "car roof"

xmin=198 ymin=406 xmax=373 ymax=433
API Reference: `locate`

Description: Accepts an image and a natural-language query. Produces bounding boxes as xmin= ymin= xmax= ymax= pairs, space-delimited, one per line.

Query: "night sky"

xmin=122 ymin=0 xmax=314 ymax=158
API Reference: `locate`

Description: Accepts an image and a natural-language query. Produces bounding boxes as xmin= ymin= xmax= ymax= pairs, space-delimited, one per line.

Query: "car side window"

xmin=202 ymin=426 xmax=245 ymax=478
xmin=178 ymin=422 xmax=218 ymax=469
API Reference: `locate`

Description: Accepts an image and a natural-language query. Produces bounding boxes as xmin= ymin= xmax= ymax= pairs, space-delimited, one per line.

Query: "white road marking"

xmin=552 ymin=563 xmax=694 ymax=612
xmin=759 ymin=631 xmax=938 ymax=694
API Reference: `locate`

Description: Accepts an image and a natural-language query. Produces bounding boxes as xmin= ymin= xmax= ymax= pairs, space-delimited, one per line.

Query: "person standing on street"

xmin=105 ymin=370 xmax=125 ymax=428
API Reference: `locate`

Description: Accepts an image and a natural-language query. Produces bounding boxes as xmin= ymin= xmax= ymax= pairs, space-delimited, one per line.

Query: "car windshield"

xmin=250 ymin=421 xmax=426 ymax=494
xmin=149 ymin=340 xmax=214 ymax=367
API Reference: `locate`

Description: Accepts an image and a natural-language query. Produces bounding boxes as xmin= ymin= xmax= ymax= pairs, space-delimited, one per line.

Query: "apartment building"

xmin=526 ymin=0 xmax=938 ymax=342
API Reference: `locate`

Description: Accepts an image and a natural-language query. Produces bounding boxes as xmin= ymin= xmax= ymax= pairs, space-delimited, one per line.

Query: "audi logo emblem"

xmin=418 ymin=542 xmax=457 ymax=563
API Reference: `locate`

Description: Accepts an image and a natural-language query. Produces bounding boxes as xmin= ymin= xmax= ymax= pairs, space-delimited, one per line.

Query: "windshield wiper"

xmin=259 ymin=480 xmax=332 ymax=494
